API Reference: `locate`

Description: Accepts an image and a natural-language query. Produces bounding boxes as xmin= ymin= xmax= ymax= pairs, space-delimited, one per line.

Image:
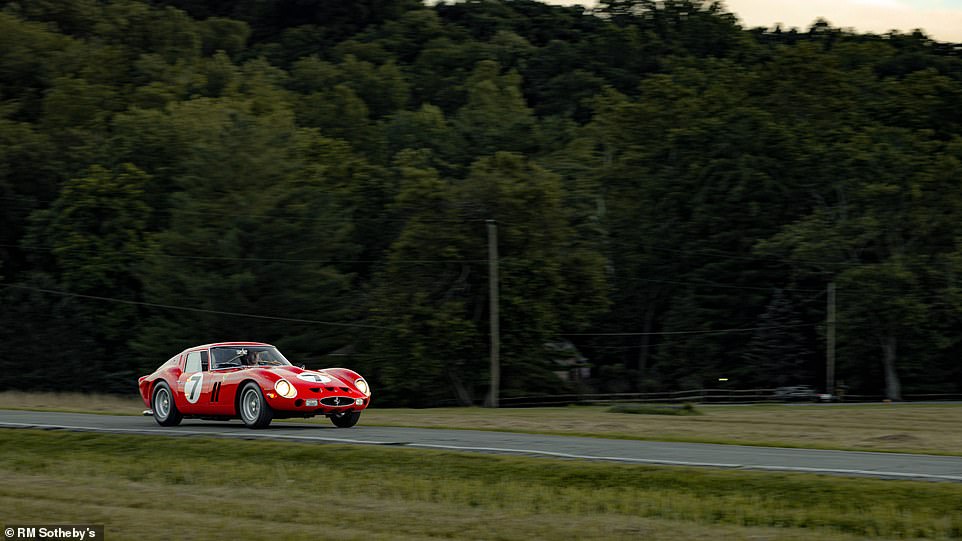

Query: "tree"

xmin=759 ymin=129 xmax=962 ymax=400
xmin=740 ymin=289 xmax=812 ymax=387
xmin=132 ymin=100 xmax=361 ymax=370
xmin=363 ymin=151 xmax=479 ymax=406
xmin=583 ymin=62 xmax=818 ymax=389
xmin=364 ymin=152 xmax=608 ymax=405
xmin=4 ymin=0 xmax=962 ymax=402
xmin=452 ymin=60 xmax=538 ymax=160
xmin=0 ymin=116 xmax=57 ymax=281
xmin=1 ymin=163 xmax=153 ymax=391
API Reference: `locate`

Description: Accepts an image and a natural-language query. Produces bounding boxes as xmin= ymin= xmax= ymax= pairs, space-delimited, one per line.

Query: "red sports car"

xmin=138 ymin=342 xmax=371 ymax=428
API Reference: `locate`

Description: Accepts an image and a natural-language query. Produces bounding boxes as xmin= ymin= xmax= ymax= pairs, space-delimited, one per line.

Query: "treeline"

xmin=1 ymin=0 xmax=961 ymax=404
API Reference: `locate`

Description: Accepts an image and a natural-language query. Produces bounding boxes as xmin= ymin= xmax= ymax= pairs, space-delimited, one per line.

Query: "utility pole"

xmin=486 ymin=220 xmax=500 ymax=408
xmin=827 ymin=281 xmax=836 ymax=396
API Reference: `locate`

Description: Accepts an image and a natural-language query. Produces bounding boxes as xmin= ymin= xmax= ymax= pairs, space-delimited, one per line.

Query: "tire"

xmin=152 ymin=381 xmax=183 ymax=427
xmin=330 ymin=411 xmax=361 ymax=428
xmin=238 ymin=382 xmax=273 ymax=429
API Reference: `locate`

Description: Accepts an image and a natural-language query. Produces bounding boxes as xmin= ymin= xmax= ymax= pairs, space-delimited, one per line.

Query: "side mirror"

xmin=299 ymin=364 xmax=306 ymax=369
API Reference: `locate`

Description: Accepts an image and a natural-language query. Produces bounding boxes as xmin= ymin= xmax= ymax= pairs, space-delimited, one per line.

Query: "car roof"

xmin=187 ymin=342 xmax=273 ymax=351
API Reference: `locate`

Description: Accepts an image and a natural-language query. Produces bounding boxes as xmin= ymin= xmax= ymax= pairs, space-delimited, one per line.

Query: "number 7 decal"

xmin=185 ymin=373 xmax=204 ymax=404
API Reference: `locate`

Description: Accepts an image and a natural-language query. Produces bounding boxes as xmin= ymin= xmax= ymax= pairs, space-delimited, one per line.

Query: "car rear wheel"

xmin=239 ymin=382 xmax=273 ymax=429
xmin=152 ymin=381 xmax=182 ymax=427
xmin=330 ymin=411 xmax=361 ymax=428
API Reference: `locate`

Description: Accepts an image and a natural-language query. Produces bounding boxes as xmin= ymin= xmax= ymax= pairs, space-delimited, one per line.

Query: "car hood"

xmin=251 ymin=366 xmax=355 ymax=388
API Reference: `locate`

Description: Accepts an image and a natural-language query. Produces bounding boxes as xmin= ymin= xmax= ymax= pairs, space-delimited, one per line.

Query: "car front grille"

xmin=320 ymin=396 xmax=354 ymax=407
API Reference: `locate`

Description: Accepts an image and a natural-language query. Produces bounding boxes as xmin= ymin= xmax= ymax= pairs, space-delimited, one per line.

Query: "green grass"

xmin=0 ymin=391 xmax=144 ymax=415
xmin=0 ymin=430 xmax=960 ymax=540
xmin=607 ymin=402 xmax=703 ymax=415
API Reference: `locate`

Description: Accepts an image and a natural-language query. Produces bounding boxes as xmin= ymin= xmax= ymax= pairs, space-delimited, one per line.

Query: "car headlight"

xmin=355 ymin=378 xmax=370 ymax=396
xmin=274 ymin=379 xmax=297 ymax=399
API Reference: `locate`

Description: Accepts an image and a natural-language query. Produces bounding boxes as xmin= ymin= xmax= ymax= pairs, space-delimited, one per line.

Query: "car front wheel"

xmin=152 ymin=381 xmax=183 ymax=427
xmin=330 ymin=411 xmax=361 ymax=428
xmin=239 ymin=382 xmax=273 ymax=429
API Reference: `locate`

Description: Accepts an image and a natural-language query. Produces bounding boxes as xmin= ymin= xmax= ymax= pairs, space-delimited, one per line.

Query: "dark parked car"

xmin=774 ymin=385 xmax=817 ymax=402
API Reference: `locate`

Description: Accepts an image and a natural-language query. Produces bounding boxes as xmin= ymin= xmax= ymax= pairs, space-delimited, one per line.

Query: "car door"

xmin=202 ymin=355 xmax=234 ymax=415
xmin=176 ymin=349 xmax=211 ymax=414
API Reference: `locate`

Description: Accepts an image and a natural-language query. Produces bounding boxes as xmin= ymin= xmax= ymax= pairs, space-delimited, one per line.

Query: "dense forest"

xmin=1 ymin=0 xmax=961 ymax=405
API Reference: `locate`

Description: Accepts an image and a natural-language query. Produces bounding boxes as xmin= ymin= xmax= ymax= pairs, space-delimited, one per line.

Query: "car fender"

xmin=323 ymin=367 xmax=363 ymax=385
xmin=322 ymin=367 xmax=370 ymax=398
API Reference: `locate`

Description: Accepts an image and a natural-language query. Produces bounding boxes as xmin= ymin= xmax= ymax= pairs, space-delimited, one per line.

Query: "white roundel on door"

xmin=185 ymin=372 xmax=204 ymax=404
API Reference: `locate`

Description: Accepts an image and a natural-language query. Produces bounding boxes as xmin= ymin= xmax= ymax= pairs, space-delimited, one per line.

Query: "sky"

xmin=545 ymin=0 xmax=962 ymax=42
xmin=724 ymin=0 xmax=962 ymax=42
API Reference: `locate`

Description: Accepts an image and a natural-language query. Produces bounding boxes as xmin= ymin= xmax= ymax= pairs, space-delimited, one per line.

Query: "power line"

xmin=0 ymin=196 xmax=490 ymax=225
xmin=148 ymin=254 xmax=484 ymax=264
xmin=634 ymin=276 xmax=822 ymax=293
xmin=563 ymin=323 xmax=816 ymax=337
xmin=2 ymin=241 xmax=952 ymax=301
xmin=157 ymin=255 xmax=485 ymax=264
xmin=0 ymin=243 xmax=823 ymax=292
xmin=0 ymin=243 xmax=486 ymax=265
xmin=644 ymin=245 xmax=860 ymax=268
xmin=0 ymin=280 xmax=947 ymax=342
xmin=0 ymin=283 xmax=389 ymax=330
xmin=649 ymin=245 xmax=962 ymax=272
xmin=167 ymin=205 xmax=486 ymax=225
xmin=0 ymin=282 xmax=819 ymax=339
xmin=584 ymin=335 xmax=727 ymax=350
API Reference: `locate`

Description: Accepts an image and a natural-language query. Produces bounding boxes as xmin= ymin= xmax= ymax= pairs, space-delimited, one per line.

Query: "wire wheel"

xmin=241 ymin=387 xmax=260 ymax=422
xmin=155 ymin=387 xmax=171 ymax=419
xmin=151 ymin=381 xmax=182 ymax=426
xmin=330 ymin=410 xmax=361 ymax=428
xmin=238 ymin=383 xmax=272 ymax=429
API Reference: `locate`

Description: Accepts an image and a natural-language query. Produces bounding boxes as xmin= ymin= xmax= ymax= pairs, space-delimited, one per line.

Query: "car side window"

xmin=200 ymin=350 xmax=209 ymax=371
xmin=185 ymin=351 xmax=202 ymax=374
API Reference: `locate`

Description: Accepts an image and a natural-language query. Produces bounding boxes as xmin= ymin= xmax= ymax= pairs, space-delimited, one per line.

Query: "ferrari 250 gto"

xmin=138 ymin=342 xmax=371 ymax=428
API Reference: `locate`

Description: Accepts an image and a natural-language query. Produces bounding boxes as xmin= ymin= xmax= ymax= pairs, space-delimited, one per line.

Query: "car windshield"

xmin=211 ymin=346 xmax=292 ymax=369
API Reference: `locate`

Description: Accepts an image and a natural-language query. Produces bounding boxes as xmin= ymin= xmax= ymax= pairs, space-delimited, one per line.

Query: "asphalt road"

xmin=2 ymin=409 xmax=962 ymax=482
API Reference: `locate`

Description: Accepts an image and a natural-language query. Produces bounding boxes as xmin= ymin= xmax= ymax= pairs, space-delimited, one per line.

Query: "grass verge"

xmin=1 ymin=429 xmax=961 ymax=540
xmin=0 ymin=391 xmax=143 ymax=415
xmin=356 ymin=403 xmax=962 ymax=456
xmin=607 ymin=403 xmax=702 ymax=415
